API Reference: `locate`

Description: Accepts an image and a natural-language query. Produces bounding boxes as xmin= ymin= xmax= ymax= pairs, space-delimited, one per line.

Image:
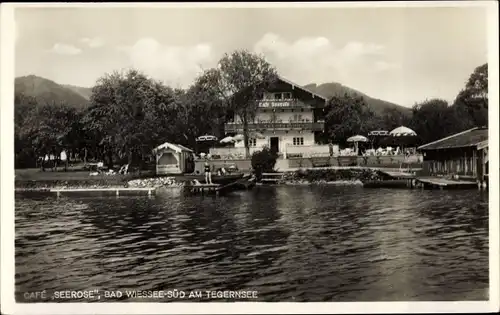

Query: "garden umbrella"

xmin=347 ymin=135 xmax=368 ymax=155
xmin=233 ymin=134 xmax=244 ymax=141
xmin=220 ymin=136 xmax=235 ymax=144
xmin=196 ymin=135 xmax=218 ymax=142
xmin=389 ymin=126 xmax=417 ymax=137
xmin=389 ymin=126 xmax=418 ymax=150
xmin=196 ymin=135 xmax=218 ymax=156
xmin=347 ymin=135 xmax=369 ymax=143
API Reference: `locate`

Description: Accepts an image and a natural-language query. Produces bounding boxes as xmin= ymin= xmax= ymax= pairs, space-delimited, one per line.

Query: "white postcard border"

xmin=1 ymin=2 xmax=498 ymax=314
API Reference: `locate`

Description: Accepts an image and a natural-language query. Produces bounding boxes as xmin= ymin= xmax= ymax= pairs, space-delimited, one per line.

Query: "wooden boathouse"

xmin=417 ymin=127 xmax=488 ymax=188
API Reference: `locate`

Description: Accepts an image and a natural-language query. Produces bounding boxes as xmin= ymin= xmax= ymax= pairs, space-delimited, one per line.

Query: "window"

xmin=249 ymin=138 xmax=257 ymax=147
xmin=293 ymin=137 xmax=304 ymax=146
xmin=272 ymin=92 xmax=292 ymax=100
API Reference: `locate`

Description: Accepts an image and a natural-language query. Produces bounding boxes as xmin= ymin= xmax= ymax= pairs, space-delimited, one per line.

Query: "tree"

xmin=453 ymin=63 xmax=488 ymax=127
xmin=251 ymin=147 xmax=278 ymax=180
xmin=200 ymin=50 xmax=278 ymax=157
xmin=20 ymin=101 xmax=80 ymax=159
xmin=83 ymin=69 xmax=178 ymax=168
xmin=380 ymin=107 xmax=411 ymax=131
xmin=182 ymin=70 xmax=228 ymax=148
xmin=409 ymin=98 xmax=461 ymax=145
xmin=324 ymin=94 xmax=375 ymax=143
xmin=15 ymin=93 xmax=39 ymax=167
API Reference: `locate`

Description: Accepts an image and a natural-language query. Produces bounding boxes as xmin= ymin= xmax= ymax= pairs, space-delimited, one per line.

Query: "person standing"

xmin=60 ymin=150 xmax=68 ymax=172
xmin=204 ymin=161 xmax=213 ymax=184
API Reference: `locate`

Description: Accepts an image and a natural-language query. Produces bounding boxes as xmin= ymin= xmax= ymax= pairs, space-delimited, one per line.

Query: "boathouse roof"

xmin=418 ymin=127 xmax=488 ymax=151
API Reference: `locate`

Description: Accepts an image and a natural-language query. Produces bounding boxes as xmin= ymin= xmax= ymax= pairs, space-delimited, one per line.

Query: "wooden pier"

xmin=366 ymin=171 xmax=484 ymax=190
xmin=415 ymin=177 xmax=480 ymax=190
xmin=186 ymin=179 xmax=246 ymax=196
xmin=378 ymin=170 xmax=416 ymax=179
xmin=50 ymin=187 xmax=156 ymax=197
xmin=187 ymin=183 xmax=221 ymax=195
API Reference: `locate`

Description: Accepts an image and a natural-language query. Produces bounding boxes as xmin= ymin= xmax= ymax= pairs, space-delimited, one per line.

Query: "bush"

xmin=251 ymin=147 xmax=278 ymax=180
xmin=285 ymin=168 xmax=382 ymax=183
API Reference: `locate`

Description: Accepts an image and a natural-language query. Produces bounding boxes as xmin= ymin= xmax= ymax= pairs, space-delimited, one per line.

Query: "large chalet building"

xmin=224 ymin=76 xmax=328 ymax=156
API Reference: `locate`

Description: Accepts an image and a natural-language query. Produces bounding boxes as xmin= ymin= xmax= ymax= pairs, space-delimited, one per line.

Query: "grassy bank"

xmin=15 ymin=169 xmax=155 ymax=189
xmin=14 ymin=168 xmax=206 ymax=189
xmin=16 ymin=167 xmax=387 ymax=189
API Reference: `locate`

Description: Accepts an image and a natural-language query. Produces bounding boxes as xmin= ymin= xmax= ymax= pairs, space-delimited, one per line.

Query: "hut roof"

xmin=153 ymin=142 xmax=194 ymax=154
xmin=418 ymin=127 xmax=488 ymax=151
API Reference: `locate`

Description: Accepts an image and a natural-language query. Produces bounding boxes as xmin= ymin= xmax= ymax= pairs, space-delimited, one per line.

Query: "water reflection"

xmin=15 ymin=187 xmax=489 ymax=302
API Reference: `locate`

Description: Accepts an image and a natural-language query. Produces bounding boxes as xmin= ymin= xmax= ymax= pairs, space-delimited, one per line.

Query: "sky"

xmin=14 ymin=4 xmax=489 ymax=107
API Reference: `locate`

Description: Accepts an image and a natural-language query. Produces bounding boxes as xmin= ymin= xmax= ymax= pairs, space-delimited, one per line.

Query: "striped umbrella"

xmin=233 ymin=134 xmax=244 ymax=141
xmin=220 ymin=136 xmax=235 ymax=144
xmin=389 ymin=126 xmax=417 ymax=137
xmin=196 ymin=135 xmax=218 ymax=142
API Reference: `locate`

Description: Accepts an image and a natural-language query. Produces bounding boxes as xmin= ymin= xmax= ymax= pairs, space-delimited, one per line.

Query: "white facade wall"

xmin=234 ymin=130 xmax=315 ymax=151
xmin=227 ymin=87 xmax=324 ymax=157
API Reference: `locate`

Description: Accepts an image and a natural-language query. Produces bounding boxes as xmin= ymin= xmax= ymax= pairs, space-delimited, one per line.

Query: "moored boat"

xmin=184 ymin=173 xmax=245 ymax=185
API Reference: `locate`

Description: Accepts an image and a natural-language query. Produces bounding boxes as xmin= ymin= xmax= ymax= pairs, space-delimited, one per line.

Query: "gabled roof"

xmin=277 ymin=76 xmax=328 ymax=101
xmin=418 ymin=127 xmax=488 ymax=151
xmin=153 ymin=142 xmax=194 ymax=154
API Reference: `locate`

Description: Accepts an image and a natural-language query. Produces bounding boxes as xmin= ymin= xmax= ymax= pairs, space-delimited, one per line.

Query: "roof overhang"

xmin=477 ymin=140 xmax=488 ymax=150
xmin=417 ymin=127 xmax=480 ymax=150
xmin=277 ymin=76 xmax=328 ymax=102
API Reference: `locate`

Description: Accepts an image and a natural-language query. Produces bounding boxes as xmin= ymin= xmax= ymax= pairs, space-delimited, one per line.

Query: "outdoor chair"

xmin=118 ymin=164 xmax=129 ymax=175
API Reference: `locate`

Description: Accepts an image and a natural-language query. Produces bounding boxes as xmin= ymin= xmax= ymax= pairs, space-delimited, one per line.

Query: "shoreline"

xmin=15 ymin=179 xmax=365 ymax=191
xmin=15 ymin=168 xmax=385 ymax=190
xmin=282 ymin=179 xmax=364 ymax=186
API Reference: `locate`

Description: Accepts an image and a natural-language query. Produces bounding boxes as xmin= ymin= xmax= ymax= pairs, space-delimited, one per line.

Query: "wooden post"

xmin=464 ymin=151 xmax=469 ymax=175
xmin=472 ymin=150 xmax=476 ymax=177
xmin=116 ymin=189 xmax=119 ymax=197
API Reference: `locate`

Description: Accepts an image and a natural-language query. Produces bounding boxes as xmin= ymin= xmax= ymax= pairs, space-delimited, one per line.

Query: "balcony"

xmin=257 ymin=99 xmax=311 ymax=109
xmin=224 ymin=121 xmax=325 ymax=132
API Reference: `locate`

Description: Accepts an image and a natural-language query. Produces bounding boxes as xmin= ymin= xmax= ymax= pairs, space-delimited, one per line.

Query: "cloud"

xmin=80 ymin=37 xmax=105 ymax=48
xmin=48 ymin=43 xmax=82 ymax=55
xmin=118 ymin=38 xmax=214 ymax=87
xmin=374 ymin=60 xmax=401 ymax=72
xmin=253 ymin=33 xmax=399 ymax=86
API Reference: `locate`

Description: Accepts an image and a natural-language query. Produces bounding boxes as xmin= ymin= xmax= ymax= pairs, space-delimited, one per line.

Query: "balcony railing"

xmin=257 ymin=99 xmax=311 ymax=109
xmin=224 ymin=121 xmax=325 ymax=132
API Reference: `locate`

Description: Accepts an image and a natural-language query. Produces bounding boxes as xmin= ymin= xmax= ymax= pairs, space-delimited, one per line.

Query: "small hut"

xmin=153 ymin=142 xmax=195 ymax=175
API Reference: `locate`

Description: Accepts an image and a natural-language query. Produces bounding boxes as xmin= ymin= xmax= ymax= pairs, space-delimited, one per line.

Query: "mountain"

xmin=14 ymin=75 xmax=411 ymax=116
xmin=63 ymin=84 xmax=93 ymax=100
xmin=304 ymin=82 xmax=411 ymax=115
xmin=14 ymin=75 xmax=90 ymax=109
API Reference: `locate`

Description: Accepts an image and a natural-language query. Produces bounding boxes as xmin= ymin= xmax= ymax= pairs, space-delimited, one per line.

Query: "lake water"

xmin=15 ymin=186 xmax=489 ymax=302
